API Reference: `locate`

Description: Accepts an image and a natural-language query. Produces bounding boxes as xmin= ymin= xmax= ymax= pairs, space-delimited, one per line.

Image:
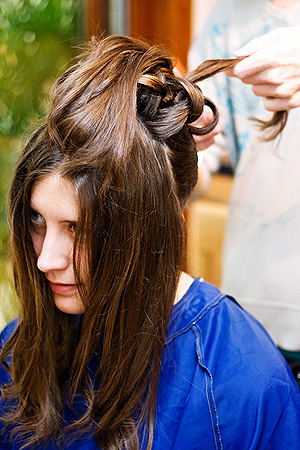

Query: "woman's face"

xmin=30 ymin=172 xmax=86 ymax=314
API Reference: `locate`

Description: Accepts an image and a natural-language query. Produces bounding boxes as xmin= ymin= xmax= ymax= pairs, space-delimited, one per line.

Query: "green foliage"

xmin=0 ymin=261 xmax=17 ymax=331
xmin=0 ymin=0 xmax=79 ymax=136
xmin=0 ymin=136 xmax=18 ymax=245
xmin=0 ymin=0 xmax=80 ymax=327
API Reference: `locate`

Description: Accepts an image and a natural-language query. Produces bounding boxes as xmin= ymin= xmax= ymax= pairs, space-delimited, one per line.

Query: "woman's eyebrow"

xmin=59 ymin=219 xmax=78 ymax=224
xmin=29 ymin=204 xmax=77 ymax=224
xmin=29 ymin=205 xmax=41 ymax=214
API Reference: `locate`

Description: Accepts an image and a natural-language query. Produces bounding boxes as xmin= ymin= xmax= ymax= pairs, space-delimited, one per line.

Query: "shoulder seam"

xmin=165 ymin=292 xmax=227 ymax=345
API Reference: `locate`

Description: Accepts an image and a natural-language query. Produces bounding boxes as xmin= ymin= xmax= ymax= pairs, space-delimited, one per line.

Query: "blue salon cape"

xmin=1 ymin=278 xmax=300 ymax=449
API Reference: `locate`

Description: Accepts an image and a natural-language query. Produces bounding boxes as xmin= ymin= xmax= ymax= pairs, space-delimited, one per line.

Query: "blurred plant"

xmin=0 ymin=0 xmax=79 ymax=136
xmin=0 ymin=0 xmax=80 ymax=327
xmin=0 ymin=260 xmax=17 ymax=330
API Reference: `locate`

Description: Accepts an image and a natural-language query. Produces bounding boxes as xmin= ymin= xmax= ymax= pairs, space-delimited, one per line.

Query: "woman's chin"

xmin=53 ymin=293 xmax=86 ymax=315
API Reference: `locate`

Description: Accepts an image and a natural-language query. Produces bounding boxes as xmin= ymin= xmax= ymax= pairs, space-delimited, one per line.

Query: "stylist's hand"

xmin=191 ymin=105 xmax=222 ymax=151
xmin=226 ymin=27 xmax=300 ymax=111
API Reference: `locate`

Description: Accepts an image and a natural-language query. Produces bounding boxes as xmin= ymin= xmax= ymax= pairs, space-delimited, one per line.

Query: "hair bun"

xmin=137 ymin=70 xmax=213 ymax=141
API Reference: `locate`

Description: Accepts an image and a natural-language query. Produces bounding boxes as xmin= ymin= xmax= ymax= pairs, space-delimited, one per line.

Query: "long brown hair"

xmin=0 ymin=35 xmax=285 ymax=450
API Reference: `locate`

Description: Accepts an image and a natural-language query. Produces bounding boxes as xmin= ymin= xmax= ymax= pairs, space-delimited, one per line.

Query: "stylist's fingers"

xmin=193 ymin=132 xmax=220 ymax=151
xmin=226 ymin=54 xmax=274 ymax=80
xmin=191 ymin=106 xmax=222 ymax=151
xmin=228 ymin=28 xmax=300 ymax=80
xmin=232 ymin=66 xmax=280 ymax=85
xmin=262 ymin=91 xmax=300 ymax=111
xmin=192 ymin=105 xmax=215 ymax=127
xmin=252 ymin=80 xmax=300 ymax=98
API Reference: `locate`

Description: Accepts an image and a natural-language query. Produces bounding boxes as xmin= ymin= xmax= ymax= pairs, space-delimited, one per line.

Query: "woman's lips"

xmin=49 ymin=282 xmax=78 ymax=295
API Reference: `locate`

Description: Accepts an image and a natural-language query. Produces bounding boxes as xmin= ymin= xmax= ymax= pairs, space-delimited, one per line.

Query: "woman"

xmin=0 ymin=35 xmax=299 ymax=450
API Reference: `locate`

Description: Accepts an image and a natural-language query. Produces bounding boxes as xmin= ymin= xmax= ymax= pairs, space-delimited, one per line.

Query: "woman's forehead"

xmin=30 ymin=172 xmax=78 ymax=220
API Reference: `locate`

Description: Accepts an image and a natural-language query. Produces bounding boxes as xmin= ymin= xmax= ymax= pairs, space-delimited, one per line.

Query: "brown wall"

xmin=130 ymin=0 xmax=191 ymax=69
xmin=85 ymin=0 xmax=108 ymax=37
xmin=86 ymin=0 xmax=191 ymax=70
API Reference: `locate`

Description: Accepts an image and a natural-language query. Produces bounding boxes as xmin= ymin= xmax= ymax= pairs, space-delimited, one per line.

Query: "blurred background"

xmin=0 ymin=0 xmax=80 ymax=329
xmin=0 ymin=0 xmax=223 ymax=329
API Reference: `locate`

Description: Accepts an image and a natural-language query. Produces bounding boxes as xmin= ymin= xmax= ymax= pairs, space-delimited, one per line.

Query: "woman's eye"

xmin=30 ymin=208 xmax=44 ymax=224
xmin=69 ymin=223 xmax=77 ymax=234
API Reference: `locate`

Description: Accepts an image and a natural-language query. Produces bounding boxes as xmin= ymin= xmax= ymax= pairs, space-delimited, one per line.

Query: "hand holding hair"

xmin=187 ymin=57 xmax=288 ymax=141
xmin=226 ymin=27 xmax=300 ymax=112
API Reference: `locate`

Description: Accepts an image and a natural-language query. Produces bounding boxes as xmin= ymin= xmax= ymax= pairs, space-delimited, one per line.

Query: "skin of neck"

xmin=174 ymin=272 xmax=194 ymax=305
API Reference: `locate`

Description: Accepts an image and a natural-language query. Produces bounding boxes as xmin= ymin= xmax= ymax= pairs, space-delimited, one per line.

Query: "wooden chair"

xmin=185 ymin=174 xmax=232 ymax=287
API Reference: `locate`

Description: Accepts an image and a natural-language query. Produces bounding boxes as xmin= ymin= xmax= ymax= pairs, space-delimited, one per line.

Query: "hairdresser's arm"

xmin=226 ymin=27 xmax=300 ymax=111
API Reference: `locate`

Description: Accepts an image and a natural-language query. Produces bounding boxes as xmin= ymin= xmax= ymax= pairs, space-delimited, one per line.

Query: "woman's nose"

xmin=36 ymin=231 xmax=72 ymax=274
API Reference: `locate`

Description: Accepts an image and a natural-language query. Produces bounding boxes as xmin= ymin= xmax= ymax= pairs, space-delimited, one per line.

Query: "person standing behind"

xmin=188 ymin=0 xmax=300 ymax=375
